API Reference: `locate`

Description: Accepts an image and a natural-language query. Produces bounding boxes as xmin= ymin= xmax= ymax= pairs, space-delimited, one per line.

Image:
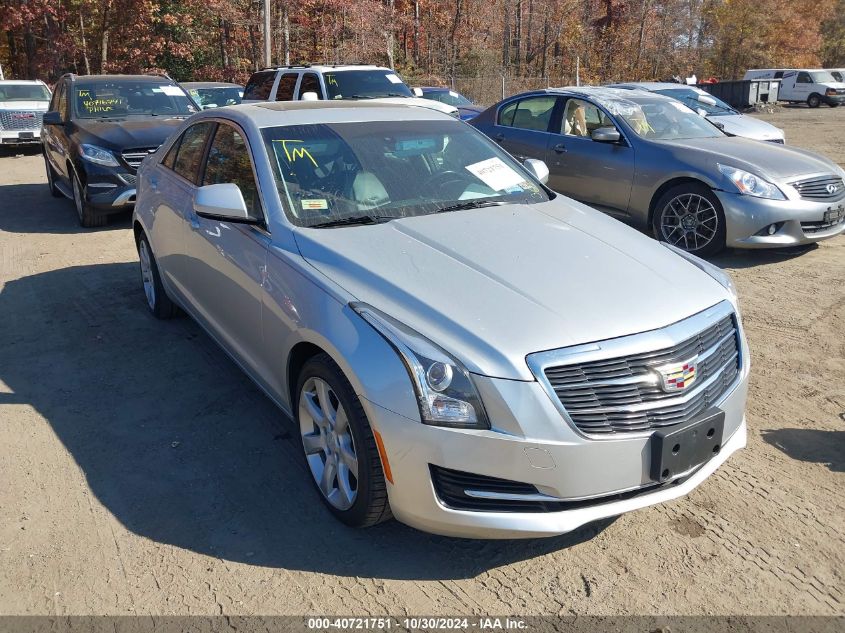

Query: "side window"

xmin=797 ymin=72 xmax=811 ymax=84
xmin=203 ymin=124 xmax=263 ymax=221
xmin=298 ymin=73 xmax=323 ymax=99
xmin=243 ymin=71 xmax=276 ymax=100
xmin=162 ymin=137 xmax=180 ymax=169
xmin=55 ymin=83 xmax=68 ymax=121
xmin=774 ymin=71 xmax=784 ymax=79
xmin=275 ymin=73 xmax=299 ymax=101
xmin=498 ymin=96 xmax=556 ymax=132
xmin=562 ymin=98 xmax=612 ymax=138
xmin=173 ymin=122 xmax=215 ymax=184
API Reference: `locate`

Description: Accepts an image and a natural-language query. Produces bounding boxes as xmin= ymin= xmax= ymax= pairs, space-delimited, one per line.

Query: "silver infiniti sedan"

xmin=609 ymin=82 xmax=786 ymax=143
xmin=471 ymin=87 xmax=845 ymax=254
xmin=133 ymin=101 xmax=748 ymax=538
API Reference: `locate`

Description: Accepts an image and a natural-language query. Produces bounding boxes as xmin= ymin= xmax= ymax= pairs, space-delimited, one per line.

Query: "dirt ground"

xmin=0 ymin=106 xmax=843 ymax=617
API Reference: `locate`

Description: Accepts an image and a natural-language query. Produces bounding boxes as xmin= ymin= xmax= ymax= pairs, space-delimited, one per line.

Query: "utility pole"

xmin=263 ymin=0 xmax=272 ymax=67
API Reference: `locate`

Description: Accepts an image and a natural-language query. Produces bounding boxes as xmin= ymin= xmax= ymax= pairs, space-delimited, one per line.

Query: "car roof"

xmin=418 ymin=86 xmax=451 ymax=91
xmin=197 ymin=100 xmax=453 ymax=128
xmin=182 ymin=82 xmax=243 ymax=89
xmin=262 ymin=65 xmax=389 ymax=73
xmin=68 ymin=74 xmax=175 ymax=83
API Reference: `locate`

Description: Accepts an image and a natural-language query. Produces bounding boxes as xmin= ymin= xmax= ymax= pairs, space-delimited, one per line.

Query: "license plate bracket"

xmin=650 ymin=409 xmax=725 ymax=483
xmin=18 ymin=132 xmax=34 ymax=139
xmin=823 ymin=207 xmax=844 ymax=224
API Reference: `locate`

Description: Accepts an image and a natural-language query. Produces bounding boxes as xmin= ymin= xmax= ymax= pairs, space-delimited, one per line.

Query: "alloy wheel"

xmin=138 ymin=239 xmax=156 ymax=310
xmin=659 ymin=193 xmax=719 ymax=252
xmin=299 ymin=376 xmax=359 ymax=511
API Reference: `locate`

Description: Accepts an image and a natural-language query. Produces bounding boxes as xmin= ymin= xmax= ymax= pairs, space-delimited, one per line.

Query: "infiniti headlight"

xmin=663 ymin=243 xmax=737 ymax=300
xmin=79 ymin=144 xmax=120 ymax=167
xmin=351 ymin=303 xmax=490 ymax=430
xmin=717 ymin=164 xmax=785 ymax=200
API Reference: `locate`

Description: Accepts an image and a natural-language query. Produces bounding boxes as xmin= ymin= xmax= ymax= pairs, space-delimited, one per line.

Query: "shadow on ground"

xmin=761 ymin=428 xmax=845 ymax=473
xmin=0 ymin=259 xmax=613 ymax=581
xmin=0 ymin=179 xmax=131 ymax=235
xmin=711 ymin=244 xmax=818 ymax=270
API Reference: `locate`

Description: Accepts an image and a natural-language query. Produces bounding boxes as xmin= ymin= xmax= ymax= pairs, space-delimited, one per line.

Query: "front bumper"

xmin=363 ymin=356 xmax=749 ymax=539
xmin=715 ymin=190 xmax=845 ymax=248
xmin=822 ymin=94 xmax=845 ymax=106
xmin=0 ymin=129 xmax=41 ymax=144
xmin=80 ymin=162 xmax=138 ymax=211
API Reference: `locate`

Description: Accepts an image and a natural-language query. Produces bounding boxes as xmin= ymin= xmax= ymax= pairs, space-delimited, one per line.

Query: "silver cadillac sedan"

xmin=471 ymin=87 xmax=845 ymax=254
xmin=133 ymin=101 xmax=749 ymax=538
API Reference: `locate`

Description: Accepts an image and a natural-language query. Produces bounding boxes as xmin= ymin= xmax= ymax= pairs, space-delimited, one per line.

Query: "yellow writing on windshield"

xmin=325 ymin=74 xmax=338 ymax=87
xmin=273 ymin=139 xmax=318 ymax=167
xmin=81 ymin=97 xmax=122 ymax=114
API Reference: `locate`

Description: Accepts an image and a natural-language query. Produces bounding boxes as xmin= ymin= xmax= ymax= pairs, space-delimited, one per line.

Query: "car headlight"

xmin=717 ymin=164 xmax=785 ymax=200
xmin=663 ymin=243 xmax=737 ymax=299
xmin=79 ymin=144 xmax=119 ymax=167
xmin=351 ymin=302 xmax=490 ymax=430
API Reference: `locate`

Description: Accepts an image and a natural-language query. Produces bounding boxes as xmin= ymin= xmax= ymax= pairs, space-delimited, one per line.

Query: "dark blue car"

xmin=415 ymin=87 xmax=483 ymax=121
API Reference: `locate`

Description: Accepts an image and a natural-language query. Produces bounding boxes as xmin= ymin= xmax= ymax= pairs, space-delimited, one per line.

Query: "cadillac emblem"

xmin=657 ymin=357 xmax=698 ymax=392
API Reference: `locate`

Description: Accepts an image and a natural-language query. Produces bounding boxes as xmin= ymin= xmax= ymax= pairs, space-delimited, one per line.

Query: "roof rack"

xmin=258 ymin=63 xmax=312 ymax=71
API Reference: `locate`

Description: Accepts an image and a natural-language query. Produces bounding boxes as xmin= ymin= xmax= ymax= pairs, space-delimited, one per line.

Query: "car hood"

xmin=294 ymin=199 xmax=728 ymax=380
xmin=660 ymin=136 xmax=839 ymax=181
xmin=707 ymin=113 xmax=784 ymax=141
xmin=73 ymin=117 xmax=186 ymax=150
xmin=0 ymin=101 xmax=49 ymax=111
xmin=371 ymin=96 xmax=459 ymax=116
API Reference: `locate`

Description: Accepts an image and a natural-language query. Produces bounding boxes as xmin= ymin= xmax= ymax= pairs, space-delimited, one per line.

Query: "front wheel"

xmin=652 ymin=183 xmax=726 ymax=256
xmin=296 ymin=354 xmax=391 ymax=528
xmin=72 ymin=171 xmax=106 ymax=227
xmin=807 ymin=94 xmax=821 ymax=108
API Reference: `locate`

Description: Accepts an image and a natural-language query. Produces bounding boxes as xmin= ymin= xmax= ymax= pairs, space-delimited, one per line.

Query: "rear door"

xmin=487 ymin=95 xmax=559 ymax=162
xmin=149 ymin=121 xmax=216 ymax=298
xmin=182 ymin=121 xmax=269 ymax=377
xmin=273 ymin=73 xmax=300 ymax=101
xmin=545 ymin=97 xmax=635 ymax=215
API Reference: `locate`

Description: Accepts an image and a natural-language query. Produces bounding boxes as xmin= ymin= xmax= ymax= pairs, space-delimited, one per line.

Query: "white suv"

xmin=0 ymin=79 xmax=51 ymax=146
xmin=241 ymin=65 xmax=459 ymax=117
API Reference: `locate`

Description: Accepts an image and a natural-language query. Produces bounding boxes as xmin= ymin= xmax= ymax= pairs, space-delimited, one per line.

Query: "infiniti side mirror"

xmin=43 ymin=111 xmax=64 ymax=126
xmin=592 ymin=127 xmax=621 ymax=143
xmin=523 ymin=158 xmax=549 ymax=184
xmin=193 ymin=183 xmax=257 ymax=223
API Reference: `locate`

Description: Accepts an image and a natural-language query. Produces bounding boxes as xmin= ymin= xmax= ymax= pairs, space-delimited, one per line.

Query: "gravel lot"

xmin=0 ymin=106 xmax=843 ymax=616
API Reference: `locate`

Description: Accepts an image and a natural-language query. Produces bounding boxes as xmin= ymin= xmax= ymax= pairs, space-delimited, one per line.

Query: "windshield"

xmin=188 ymin=87 xmax=242 ymax=108
xmin=424 ymin=90 xmax=473 ymax=107
xmin=832 ymin=71 xmax=843 ymax=82
xmin=655 ymin=88 xmax=735 ymax=116
xmin=615 ymin=99 xmax=723 ymax=140
xmin=262 ymin=120 xmax=549 ymax=228
xmin=810 ymin=71 xmax=837 ymax=83
xmin=324 ymin=70 xmax=413 ymax=100
xmin=73 ymin=81 xmax=196 ymax=119
xmin=0 ymin=84 xmax=51 ymax=102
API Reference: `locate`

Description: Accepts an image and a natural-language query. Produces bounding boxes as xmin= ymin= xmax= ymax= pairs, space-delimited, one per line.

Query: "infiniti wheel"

xmin=653 ymin=183 xmax=725 ymax=255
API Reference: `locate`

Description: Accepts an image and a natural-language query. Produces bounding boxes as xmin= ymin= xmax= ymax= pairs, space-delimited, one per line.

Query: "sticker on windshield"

xmin=465 ymin=157 xmax=526 ymax=191
xmin=385 ymin=74 xmax=403 ymax=84
xmin=160 ymin=85 xmax=185 ymax=96
xmin=301 ymin=199 xmax=328 ymax=211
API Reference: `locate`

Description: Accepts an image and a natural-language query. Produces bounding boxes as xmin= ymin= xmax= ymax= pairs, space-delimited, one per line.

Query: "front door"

xmin=488 ymin=94 xmax=559 ymax=163
xmin=183 ymin=121 xmax=269 ymax=377
xmin=545 ymin=97 xmax=635 ymax=216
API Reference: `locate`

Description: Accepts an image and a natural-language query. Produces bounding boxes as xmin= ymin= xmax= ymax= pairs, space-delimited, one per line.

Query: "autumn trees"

xmin=1 ymin=0 xmax=842 ymax=90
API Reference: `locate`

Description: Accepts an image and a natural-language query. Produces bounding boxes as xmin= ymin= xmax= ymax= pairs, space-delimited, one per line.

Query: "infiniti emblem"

xmin=827 ymin=183 xmax=839 ymax=195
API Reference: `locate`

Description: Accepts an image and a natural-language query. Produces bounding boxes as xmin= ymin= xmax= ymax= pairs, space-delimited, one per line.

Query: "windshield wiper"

xmin=309 ymin=214 xmax=394 ymax=228
xmin=436 ymin=199 xmax=508 ymax=214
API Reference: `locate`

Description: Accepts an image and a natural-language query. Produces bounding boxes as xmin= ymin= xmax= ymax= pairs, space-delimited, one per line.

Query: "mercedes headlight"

xmin=79 ymin=144 xmax=120 ymax=167
xmin=717 ymin=164 xmax=785 ymax=200
xmin=663 ymin=243 xmax=737 ymax=299
xmin=351 ymin=303 xmax=490 ymax=429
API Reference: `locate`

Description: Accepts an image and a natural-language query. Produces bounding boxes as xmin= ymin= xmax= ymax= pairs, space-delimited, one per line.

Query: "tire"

xmin=295 ymin=353 xmax=392 ymax=528
xmin=72 ymin=170 xmax=107 ymax=227
xmin=44 ymin=155 xmax=63 ymax=198
xmin=137 ymin=233 xmax=178 ymax=319
xmin=652 ymin=182 xmax=726 ymax=256
xmin=807 ymin=94 xmax=821 ymax=108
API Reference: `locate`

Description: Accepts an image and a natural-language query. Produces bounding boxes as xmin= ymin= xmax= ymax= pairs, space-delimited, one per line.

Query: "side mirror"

xmin=300 ymin=91 xmax=319 ymax=102
xmin=523 ymin=158 xmax=549 ymax=185
xmin=592 ymin=127 xmax=621 ymax=143
xmin=412 ymin=87 xmax=424 ymax=97
xmin=193 ymin=183 xmax=254 ymax=223
xmin=201 ymin=104 xmax=218 ymax=109
xmin=43 ymin=111 xmax=63 ymax=126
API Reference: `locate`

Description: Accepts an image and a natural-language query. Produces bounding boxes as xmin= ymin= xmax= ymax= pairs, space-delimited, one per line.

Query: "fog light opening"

xmin=712 ymin=444 xmax=721 ymax=455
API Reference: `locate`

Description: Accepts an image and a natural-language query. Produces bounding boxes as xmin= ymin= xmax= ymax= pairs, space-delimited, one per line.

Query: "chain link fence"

xmin=440 ymin=76 xmax=575 ymax=107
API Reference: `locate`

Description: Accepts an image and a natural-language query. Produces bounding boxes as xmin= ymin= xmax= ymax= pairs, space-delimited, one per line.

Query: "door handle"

xmin=494 ymin=133 xmax=505 ymax=143
xmin=553 ymin=143 xmax=567 ymax=154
